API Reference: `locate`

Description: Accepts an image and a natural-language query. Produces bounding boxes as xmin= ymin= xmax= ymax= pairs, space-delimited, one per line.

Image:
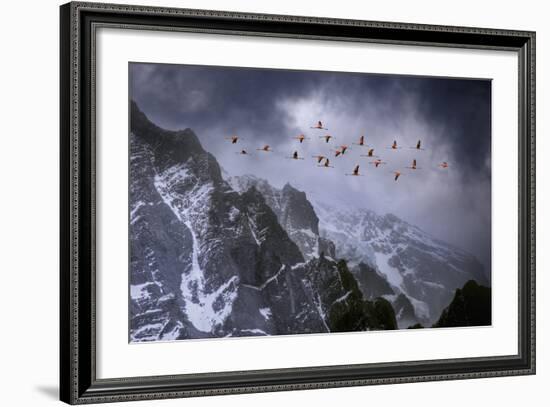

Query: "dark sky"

xmin=130 ymin=62 xmax=492 ymax=270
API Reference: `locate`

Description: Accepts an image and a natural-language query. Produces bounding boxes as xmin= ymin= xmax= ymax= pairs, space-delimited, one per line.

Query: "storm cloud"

xmin=130 ymin=62 xmax=491 ymax=271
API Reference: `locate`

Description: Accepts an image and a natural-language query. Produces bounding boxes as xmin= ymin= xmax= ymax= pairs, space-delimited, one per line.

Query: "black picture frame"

xmin=60 ymin=2 xmax=536 ymax=404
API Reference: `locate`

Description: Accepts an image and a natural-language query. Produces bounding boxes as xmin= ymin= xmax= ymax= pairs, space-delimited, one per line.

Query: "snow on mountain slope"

xmin=129 ymin=101 xmax=283 ymax=340
xmin=313 ymin=201 xmax=489 ymax=325
xmin=129 ymin=131 xmax=206 ymax=342
xmin=153 ymin=163 xmax=239 ymax=333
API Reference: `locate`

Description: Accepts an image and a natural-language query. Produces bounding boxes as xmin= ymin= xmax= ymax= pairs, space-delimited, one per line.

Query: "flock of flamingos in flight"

xmin=225 ymin=120 xmax=449 ymax=181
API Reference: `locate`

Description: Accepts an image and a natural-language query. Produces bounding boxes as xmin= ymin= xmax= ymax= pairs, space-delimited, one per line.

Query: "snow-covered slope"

xmin=314 ymin=202 xmax=489 ymax=325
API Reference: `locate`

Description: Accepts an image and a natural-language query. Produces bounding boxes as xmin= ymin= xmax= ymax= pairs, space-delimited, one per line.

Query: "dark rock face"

xmin=391 ymin=294 xmax=420 ymax=329
xmin=280 ymin=183 xmax=319 ymax=234
xmin=351 ymin=262 xmax=394 ymax=299
xmin=130 ymin=101 xmax=207 ymax=174
xmin=318 ymin=237 xmax=336 ymax=259
xmin=227 ymin=175 xmax=336 ymax=260
xmin=327 ymin=261 xmax=397 ymax=331
xmin=433 ymin=280 xmax=491 ymax=327
xmin=129 ymin=102 xmax=391 ymax=341
xmin=348 ymin=263 xmax=418 ymax=329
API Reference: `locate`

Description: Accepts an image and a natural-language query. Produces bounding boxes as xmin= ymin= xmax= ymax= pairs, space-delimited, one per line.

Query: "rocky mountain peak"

xmin=130 ymin=100 xmax=206 ymax=173
xmin=280 ymin=183 xmax=320 ymax=235
xmin=227 ymin=175 xmax=329 ymax=260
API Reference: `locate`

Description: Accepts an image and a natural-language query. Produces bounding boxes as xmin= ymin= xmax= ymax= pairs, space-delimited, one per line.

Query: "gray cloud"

xmin=130 ymin=62 xmax=491 ymax=270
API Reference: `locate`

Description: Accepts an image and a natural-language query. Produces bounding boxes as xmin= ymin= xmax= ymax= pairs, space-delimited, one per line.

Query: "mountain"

xmin=227 ymin=175 xmax=336 ymax=260
xmin=225 ymin=175 xmax=489 ymax=327
xmin=383 ymin=293 xmax=421 ymax=328
xmin=352 ymin=262 xmax=394 ymax=299
xmin=433 ymin=280 xmax=491 ymax=327
xmin=313 ymin=202 xmax=489 ymax=325
xmin=348 ymin=262 xmax=419 ymax=328
xmin=129 ymin=101 xmax=396 ymax=341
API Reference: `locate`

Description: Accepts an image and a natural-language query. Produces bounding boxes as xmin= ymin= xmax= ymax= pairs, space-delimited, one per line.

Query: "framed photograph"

xmin=60 ymin=2 xmax=535 ymax=404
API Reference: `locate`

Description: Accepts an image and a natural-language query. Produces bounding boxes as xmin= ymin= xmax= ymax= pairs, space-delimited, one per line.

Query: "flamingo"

xmin=360 ymin=148 xmax=377 ymax=158
xmin=293 ymin=134 xmax=309 ymax=143
xmin=410 ymin=140 xmax=424 ymax=150
xmin=287 ymin=150 xmax=304 ymax=160
xmin=310 ymin=120 xmax=328 ymax=130
xmin=406 ymin=159 xmax=421 ymax=170
xmin=256 ymin=145 xmax=272 ymax=152
xmin=387 ymin=140 xmax=401 ymax=150
xmin=225 ymin=135 xmax=240 ymax=144
xmin=312 ymin=155 xmax=326 ymax=164
xmin=236 ymin=149 xmax=250 ymax=155
xmin=334 ymin=149 xmax=343 ymax=158
xmin=369 ymin=159 xmax=386 ymax=168
xmin=318 ymin=158 xmax=334 ymax=168
xmin=340 ymin=145 xmax=349 ymax=155
xmin=439 ymin=161 xmax=449 ymax=169
xmin=346 ymin=165 xmax=362 ymax=176
xmin=392 ymin=171 xmax=402 ymax=181
xmin=320 ymin=134 xmax=333 ymax=143
xmin=353 ymin=135 xmax=368 ymax=147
